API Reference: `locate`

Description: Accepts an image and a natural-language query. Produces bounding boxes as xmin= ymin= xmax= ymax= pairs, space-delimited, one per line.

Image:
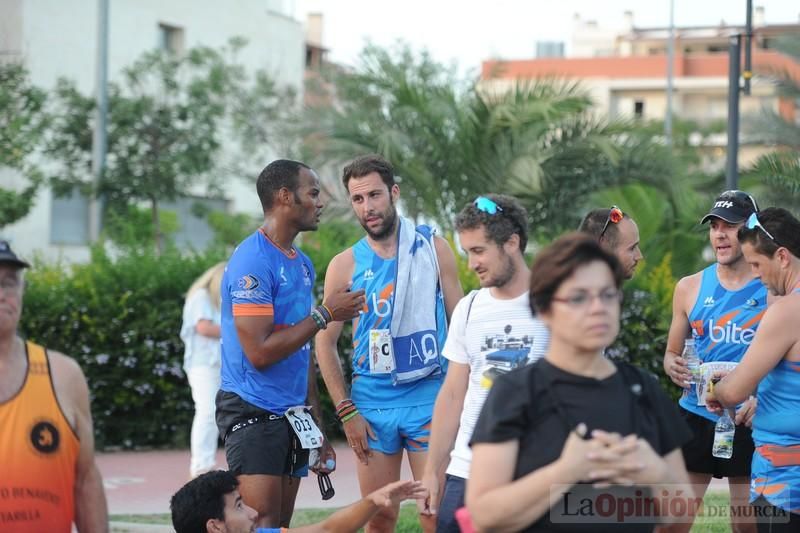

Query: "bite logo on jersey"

xmin=706 ymin=319 xmax=755 ymax=345
xmin=29 ymin=420 xmax=60 ymax=454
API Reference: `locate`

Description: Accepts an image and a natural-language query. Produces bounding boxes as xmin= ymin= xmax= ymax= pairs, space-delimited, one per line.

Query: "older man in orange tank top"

xmin=0 ymin=241 xmax=108 ymax=533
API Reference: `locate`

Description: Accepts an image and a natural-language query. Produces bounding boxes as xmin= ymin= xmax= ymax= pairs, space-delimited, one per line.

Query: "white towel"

xmin=389 ymin=217 xmax=444 ymax=384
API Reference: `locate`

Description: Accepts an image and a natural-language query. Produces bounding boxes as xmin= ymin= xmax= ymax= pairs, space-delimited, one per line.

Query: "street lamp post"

xmin=89 ymin=0 xmax=109 ymax=241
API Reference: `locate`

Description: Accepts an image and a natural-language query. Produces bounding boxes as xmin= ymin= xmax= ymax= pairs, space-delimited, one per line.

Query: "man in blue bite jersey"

xmin=316 ymin=154 xmax=463 ymax=532
xmin=662 ymin=190 xmax=767 ymax=533
xmin=215 ymin=160 xmax=366 ymax=529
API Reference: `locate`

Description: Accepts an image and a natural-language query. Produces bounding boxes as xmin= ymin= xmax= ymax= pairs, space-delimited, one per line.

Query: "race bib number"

xmin=696 ymin=361 xmax=738 ymax=406
xmin=285 ymin=406 xmax=324 ymax=449
xmin=369 ymin=329 xmax=396 ymax=374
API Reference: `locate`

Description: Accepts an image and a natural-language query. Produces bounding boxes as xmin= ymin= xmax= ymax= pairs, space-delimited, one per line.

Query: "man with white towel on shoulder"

xmin=316 ymin=154 xmax=463 ymax=533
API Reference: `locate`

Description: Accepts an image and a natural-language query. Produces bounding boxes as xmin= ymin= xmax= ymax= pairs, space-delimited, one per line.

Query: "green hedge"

xmin=20 ymin=245 xmax=222 ymax=449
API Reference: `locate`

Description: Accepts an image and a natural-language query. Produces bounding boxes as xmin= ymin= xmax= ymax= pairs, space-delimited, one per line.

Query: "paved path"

xmin=99 ymin=442 xmax=413 ymax=516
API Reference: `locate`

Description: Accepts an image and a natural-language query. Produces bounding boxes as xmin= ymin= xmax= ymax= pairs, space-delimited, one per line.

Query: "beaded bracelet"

xmin=335 ymin=400 xmax=356 ymax=417
xmin=340 ymin=410 xmax=359 ymax=423
xmin=335 ymin=398 xmax=354 ymax=411
xmin=317 ymin=304 xmax=333 ymax=323
xmin=337 ymin=405 xmax=357 ymax=420
xmin=310 ymin=308 xmax=327 ymax=330
xmin=335 ymin=399 xmax=359 ymax=423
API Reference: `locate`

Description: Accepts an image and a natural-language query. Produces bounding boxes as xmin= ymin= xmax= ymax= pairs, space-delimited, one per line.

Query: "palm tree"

xmin=302 ymin=43 xmax=677 ymax=235
xmin=742 ymin=34 xmax=800 ymax=212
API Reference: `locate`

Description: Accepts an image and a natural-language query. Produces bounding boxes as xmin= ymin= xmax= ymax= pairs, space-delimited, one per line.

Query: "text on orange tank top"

xmin=0 ymin=341 xmax=80 ymax=533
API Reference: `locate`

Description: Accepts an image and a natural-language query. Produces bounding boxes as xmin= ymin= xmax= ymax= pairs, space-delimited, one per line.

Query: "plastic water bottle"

xmin=309 ymin=448 xmax=336 ymax=471
xmin=712 ymin=410 xmax=735 ymax=459
xmin=683 ymin=339 xmax=701 ymax=385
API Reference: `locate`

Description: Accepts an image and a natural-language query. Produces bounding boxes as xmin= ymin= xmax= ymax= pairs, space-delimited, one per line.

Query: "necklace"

xmin=259 ymin=227 xmax=296 ymax=257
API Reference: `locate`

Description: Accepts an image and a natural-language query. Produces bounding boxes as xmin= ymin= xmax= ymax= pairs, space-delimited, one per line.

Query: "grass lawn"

xmin=111 ymin=491 xmax=736 ymax=531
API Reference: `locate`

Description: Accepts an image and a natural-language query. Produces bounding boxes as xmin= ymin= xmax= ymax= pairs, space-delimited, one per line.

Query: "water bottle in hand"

xmin=712 ymin=409 xmax=735 ymax=459
xmin=683 ymin=339 xmax=701 ymax=385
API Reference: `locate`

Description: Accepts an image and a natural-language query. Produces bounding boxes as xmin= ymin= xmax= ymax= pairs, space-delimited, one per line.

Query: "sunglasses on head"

xmin=746 ymin=212 xmax=779 ymax=244
xmin=598 ymin=206 xmax=624 ymax=241
xmin=474 ymin=196 xmax=503 ymax=215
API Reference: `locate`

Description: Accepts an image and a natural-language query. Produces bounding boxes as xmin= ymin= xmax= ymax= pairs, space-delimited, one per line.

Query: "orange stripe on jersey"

xmin=739 ymin=309 xmax=765 ymax=331
xmin=380 ymin=282 xmax=394 ymax=301
xmin=233 ymin=303 xmax=274 ymax=316
xmin=690 ymin=320 xmax=705 ymax=336
xmin=715 ymin=309 xmax=740 ymax=328
xmin=759 ymin=482 xmax=788 ymax=496
xmin=757 ymin=444 xmax=800 ymax=467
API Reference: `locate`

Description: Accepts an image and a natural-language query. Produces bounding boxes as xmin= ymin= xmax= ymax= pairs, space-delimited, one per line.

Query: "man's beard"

xmin=363 ymin=205 xmax=398 ymax=241
xmin=482 ymin=252 xmax=516 ymax=288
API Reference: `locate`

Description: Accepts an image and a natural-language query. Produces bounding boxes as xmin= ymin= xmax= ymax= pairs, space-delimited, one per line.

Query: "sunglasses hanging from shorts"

xmin=746 ymin=212 xmax=780 ymax=245
xmin=598 ymin=206 xmax=624 ymax=241
xmin=318 ymin=472 xmax=335 ymax=500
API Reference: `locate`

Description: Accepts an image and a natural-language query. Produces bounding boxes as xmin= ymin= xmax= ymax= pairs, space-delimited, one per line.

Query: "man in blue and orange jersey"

xmin=215 ymin=160 xmax=365 ymax=529
xmin=711 ymin=207 xmax=800 ymax=530
xmin=0 ymin=240 xmax=108 ymax=532
xmin=663 ymin=190 xmax=766 ymax=533
xmin=316 ymin=154 xmax=463 ymax=532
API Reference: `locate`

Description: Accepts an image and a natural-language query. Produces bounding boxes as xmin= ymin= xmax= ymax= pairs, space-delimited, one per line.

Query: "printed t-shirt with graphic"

xmin=682 ymin=264 xmax=767 ymax=421
xmin=442 ymin=289 xmax=549 ymax=479
xmin=349 ymin=237 xmax=448 ymax=408
xmin=219 ymin=230 xmax=315 ymax=415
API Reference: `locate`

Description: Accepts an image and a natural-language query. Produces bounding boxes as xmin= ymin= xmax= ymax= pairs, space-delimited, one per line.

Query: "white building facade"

xmin=0 ymin=0 xmax=305 ymax=261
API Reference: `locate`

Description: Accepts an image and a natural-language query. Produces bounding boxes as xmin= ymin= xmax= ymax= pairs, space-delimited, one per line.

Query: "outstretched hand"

xmin=368 ymin=480 xmax=429 ymax=508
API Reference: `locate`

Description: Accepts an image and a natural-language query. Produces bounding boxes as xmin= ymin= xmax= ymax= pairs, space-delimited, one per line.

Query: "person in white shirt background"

xmin=181 ymin=262 xmax=226 ymax=478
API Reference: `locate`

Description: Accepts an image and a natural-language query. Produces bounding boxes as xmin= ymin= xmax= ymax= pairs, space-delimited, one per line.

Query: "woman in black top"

xmin=466 ymin=232 xmax=693 ymax=532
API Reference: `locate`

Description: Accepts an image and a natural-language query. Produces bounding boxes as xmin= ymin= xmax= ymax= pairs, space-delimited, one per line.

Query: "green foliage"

xmin=607 ymin=287 xmax=675 ymax=397
xmin=0 ymin=62 xmax=47 ymax=228
xmin=103 ymin=205 xmax=180 ymax=250
xmin=45 ymin=40 xmax=251 ymax=250
xmin=205 ymin=210 xmax=260 ymax=250
xmin=19 ymin=246 xmax=224 ymax=448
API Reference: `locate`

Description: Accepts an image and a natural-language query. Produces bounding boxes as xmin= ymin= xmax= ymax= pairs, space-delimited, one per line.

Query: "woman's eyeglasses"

xmin=551 ymin=288 xmax=623 ymax=309
xmin=598 ymin=206 xmax=624 ymax=241
xmin=474 ymin=196 xmax=503 ymax=215
xmin=745 ymin=212 xmax=778 ymax=244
